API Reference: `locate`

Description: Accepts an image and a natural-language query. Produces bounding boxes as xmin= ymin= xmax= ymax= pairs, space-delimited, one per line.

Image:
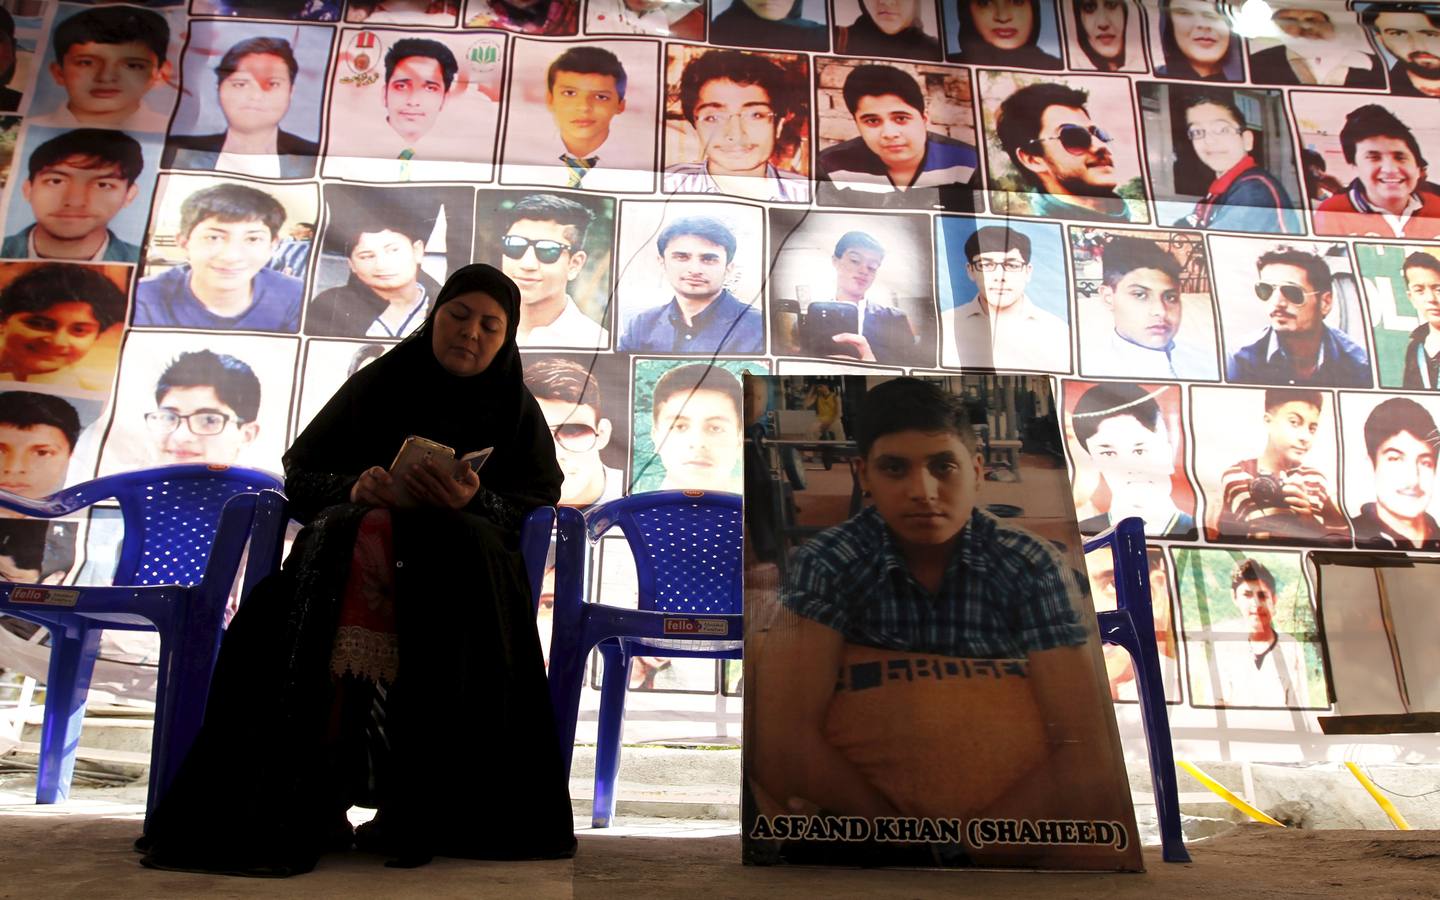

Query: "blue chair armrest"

xmin=237 ymin=490 xmax=289 ymax=602
xmin=521 ymin=506 xmax=556 ymax=615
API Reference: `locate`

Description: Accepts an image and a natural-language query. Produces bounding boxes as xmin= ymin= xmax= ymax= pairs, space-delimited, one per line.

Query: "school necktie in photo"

xmin=398 ymin=148 xmax=414 ymax=181
xmin=561 ymin=153 xmax=597 ymax=188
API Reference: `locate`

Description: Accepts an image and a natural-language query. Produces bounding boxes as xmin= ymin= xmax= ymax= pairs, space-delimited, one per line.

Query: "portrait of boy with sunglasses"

xmin=1224 ymin=247 xmax=1371 ymax=387
xmin=492 ymin=192 xmax=610 ymax=349
xmin=522 ymin=355 xmax=623 ymax=508
xmin=993 ymin=79 xmax=1144 ymax=224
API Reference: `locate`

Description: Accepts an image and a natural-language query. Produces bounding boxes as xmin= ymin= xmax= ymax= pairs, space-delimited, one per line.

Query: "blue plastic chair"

xmin=1085 ymin=516 xmax=1191 ymax=864
xmin=520 ymin=506 xmax=556 ymax=615
xmin=549 ymin=490 xmax=743 ymax=828
xmin=0 ymin=465 xmax=286 ymax=826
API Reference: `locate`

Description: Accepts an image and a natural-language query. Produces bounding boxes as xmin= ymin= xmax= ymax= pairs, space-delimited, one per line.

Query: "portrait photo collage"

xmin=0 ymin=0 xmax=1437 ymax=713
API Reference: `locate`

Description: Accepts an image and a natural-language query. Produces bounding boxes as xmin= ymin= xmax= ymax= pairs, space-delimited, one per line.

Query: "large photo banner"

xmin=743 ymin=374 xmax=1144 ymax=871
xmin=0 ymin=0 xmax=1437 ymax=762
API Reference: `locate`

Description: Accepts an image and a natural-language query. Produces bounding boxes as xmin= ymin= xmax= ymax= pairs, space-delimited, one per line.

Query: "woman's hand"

xmin=404 ymin=458 xmax=481 ymax=510
xmin=351 ymin=466 xmax=399 ymax=507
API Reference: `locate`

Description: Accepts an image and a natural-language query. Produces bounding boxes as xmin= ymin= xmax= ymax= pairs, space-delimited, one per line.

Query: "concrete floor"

xmin=2 ymin=783 xmax=1437 ymax=899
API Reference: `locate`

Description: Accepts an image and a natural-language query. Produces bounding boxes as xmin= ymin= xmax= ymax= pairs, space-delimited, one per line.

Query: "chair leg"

xmin=143 ymin=614 xmax=224 ymax=830
xmin=1127 ymin=626 xmax=1192 ymax=863
xmin=35 ymin=622 xmax=102 ymax=804
xmin=591 ymin=642 xmax=631 ymax=829
xmin=1099 ymin=609 xmax=1191 ymax=864
xmin=547 ymin=636 xmax=589 ymax=781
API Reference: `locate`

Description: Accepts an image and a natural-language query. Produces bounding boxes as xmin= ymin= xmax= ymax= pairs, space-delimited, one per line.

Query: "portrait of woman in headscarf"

xmin=1069 ymin=0 xmax=1141 ymax=72
xmin=709 ymin=0 xmax=829 ymax=52
xmin=137 ymin=264 xmax=574 ymax=876
xmin=1154 ymin=0 xmax=1243 ymax=81
xmin=947 ymin=0 xmax=1064 ymax=70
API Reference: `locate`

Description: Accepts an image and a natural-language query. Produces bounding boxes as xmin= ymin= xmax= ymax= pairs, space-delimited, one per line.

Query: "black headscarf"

xmin=284 ymin=263 xmax=561 ymax=517
xmin=948 ymin=0 xmax=1063 ymax=69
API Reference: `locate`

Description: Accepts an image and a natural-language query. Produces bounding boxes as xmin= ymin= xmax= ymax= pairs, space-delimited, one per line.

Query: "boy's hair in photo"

xmin=0 ymin=263 xmax=128 ymax=330
xmin=53 ymin=6 xmax=170 ymax=63
xmin=833 ymin=230 xmax=885 ymax=259
xmin=324 ymin=199 xmax=428 ymax=257
xmin=679 ymin=49 xmax=791 ymax=125
xmin=27 ymin=129 xmax=144 ymax=185
xmin=1255 ymin=248 xmax=1332 ymax=295
xmin=656 ymin=215 xmax=736 ymax=263
xmin=1339 ymin=104 xmax=1427 ymax=168
xmin=1230 ymin=557 xmax=1276 ymax=592
xmin=347 ymin=343 xmax=386 ymax=378
xmin=1101 ymin=236 xmax=1181 ymax=288
xmin=526 ymin=357 xmax=603 ymax=413
xmin=384 ymin=38 xmax=458 ymax=92
xmin=177 ymin=183 xmax=287 ymax=241
xmin=155 ymin=349 xmax=262 ymax=423
xmin=842 ymin=64 xmax=925 ymax=117
xmin=501 ymin=193 xmax=594 ymax=249
xmin=1402 ymin=250 xmax=1440 ymax=281
xmin=996 ymin=82 xmax=1091 ymax=180
xmin=547 ymin=46 xmax=627 ymax=100
xmin=652 ymin=363 xmax=742 ymax=421
xmin=1363 ymin=397 xmax=1440 ymax=461
xmin=0 ymin=391 xmax=82 ymax=451
xmin=856 ymin=377 xmax=976 ymax=458
xmin=1361 ymin=2 xmax=1440 ymax=29
xmin=1180 ymin=90 xmax=1247 ymax=130
xmin=1263 ymin=387 xmax=1324 ymax=413
xmin=216 ymin=36 xmax=299 ymax=84
xmin=963 ymin=224 xmax=1031 ymax=263
xmin=1069 ymin=383 xmax=1165 ymax=451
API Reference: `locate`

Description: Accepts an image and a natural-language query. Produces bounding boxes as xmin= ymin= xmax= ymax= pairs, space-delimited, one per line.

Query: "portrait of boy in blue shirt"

xmin=618 ymin=215 xmax=763 ymax=354
xmin=133 ymin=183 xmax=303 ymax=333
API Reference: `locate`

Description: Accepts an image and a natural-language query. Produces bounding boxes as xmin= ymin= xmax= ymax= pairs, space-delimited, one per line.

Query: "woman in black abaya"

xmin=139 ymin=264 xmax=574 ymax=876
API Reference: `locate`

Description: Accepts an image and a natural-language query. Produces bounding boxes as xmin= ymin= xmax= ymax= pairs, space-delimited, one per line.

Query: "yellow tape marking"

xmin=1344 ymin=762 xmax=1412 ymax=831
xmin=1177 ymin=760 xmax=1285 ymax=827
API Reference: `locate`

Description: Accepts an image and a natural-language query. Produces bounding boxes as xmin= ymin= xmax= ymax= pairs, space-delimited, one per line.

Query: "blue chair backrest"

xmin=95 ymin=467 xmax=283 ymax=587
xmin=587 ymin=491 xmax=743 ymax=615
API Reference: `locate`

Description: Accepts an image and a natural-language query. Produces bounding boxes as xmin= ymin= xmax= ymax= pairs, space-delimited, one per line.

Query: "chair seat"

xmin=619 ymin=637 xmax=744 ymax=657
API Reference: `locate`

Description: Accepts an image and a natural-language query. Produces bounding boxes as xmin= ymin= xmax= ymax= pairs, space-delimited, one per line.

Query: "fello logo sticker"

xmin=663 ymin=617 xmax=728 ymax=635
xmin=10 ymin=587 xmax=79 ymax=607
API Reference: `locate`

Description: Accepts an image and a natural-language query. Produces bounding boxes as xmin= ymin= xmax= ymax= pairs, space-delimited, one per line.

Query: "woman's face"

xmin=970 ymin=0 xmax=1035 ymax=50
xmin=1080 ymin=0 xmax=1126 ymax=60
xmin=1169 ymin=0 xmax=1230 ymax=73
xmin=431 ymin=290 xmax=508 ymax=377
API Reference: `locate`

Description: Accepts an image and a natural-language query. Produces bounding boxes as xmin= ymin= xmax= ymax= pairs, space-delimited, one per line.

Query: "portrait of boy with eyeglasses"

xmin=480 ymin=192 xmax=612 ymax=349
xmin=663 ymin=48 xmax=809 ymax=204
xmin=1221 ymin=245 xmax=1371 ymax=387
xmin=939 ymin=221 xmax=1070 ymax=372
xmin=145 ymin=349 xmax=261 ymax=466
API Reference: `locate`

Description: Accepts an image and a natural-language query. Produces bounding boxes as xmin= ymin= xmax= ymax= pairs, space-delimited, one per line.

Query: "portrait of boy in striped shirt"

xmin=1213 ymin=388 xmax=1350 ymax=544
